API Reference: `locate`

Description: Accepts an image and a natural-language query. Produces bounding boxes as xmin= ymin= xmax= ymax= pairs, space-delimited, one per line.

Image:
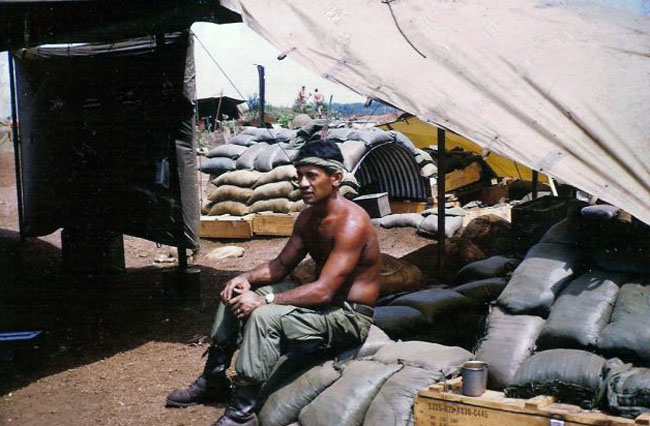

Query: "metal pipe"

xmin=8 ymin=51 xmax=25 ymax=242
xmin=437 ymin=127 xmax=446 ymax=275
xmin=257 ymin=65 xmax=265 ymax=128
xmin=532 ymin=170 xmax=539 ymax=199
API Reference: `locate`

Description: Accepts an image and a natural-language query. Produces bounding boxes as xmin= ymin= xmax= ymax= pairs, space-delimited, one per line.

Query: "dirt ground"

xmin=0 ymin=147 xmax=435 ymax=425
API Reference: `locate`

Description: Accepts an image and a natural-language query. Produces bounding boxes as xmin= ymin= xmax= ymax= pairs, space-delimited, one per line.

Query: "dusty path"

xmin=0 ymin=148 xmax=433 ymax=425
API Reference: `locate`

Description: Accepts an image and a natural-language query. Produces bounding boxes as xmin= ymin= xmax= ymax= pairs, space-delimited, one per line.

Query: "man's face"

xmin=296 ymin=165 xmax=340 ymax=205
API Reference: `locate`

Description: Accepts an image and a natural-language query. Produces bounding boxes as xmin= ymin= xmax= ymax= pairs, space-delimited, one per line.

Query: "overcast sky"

xmin=191 ymin=22 xmax=365 ymax=106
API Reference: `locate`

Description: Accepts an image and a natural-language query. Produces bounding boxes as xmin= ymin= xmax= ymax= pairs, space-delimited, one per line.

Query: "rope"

xmin=382 ymin=0 xmax=427 ymax=58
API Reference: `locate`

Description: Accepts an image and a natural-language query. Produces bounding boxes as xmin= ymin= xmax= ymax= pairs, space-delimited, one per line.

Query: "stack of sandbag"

xmin=375 ymin=208 xmax=464 ymax=239
xmin=204 ymin=169 xmax=262 ymax=216
xmin=258 ymin=340 xmax=473 ymax=426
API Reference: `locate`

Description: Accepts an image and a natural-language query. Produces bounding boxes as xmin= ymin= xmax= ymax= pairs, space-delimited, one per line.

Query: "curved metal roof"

xmin=353 ymin=142 xmax=429 ymax=201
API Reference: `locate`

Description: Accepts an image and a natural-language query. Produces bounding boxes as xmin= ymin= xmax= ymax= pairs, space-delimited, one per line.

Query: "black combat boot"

xmin=165 ymin=345 xmax=235 ymax=408
xmin=210 ymin=376 xmax=260 ymax=426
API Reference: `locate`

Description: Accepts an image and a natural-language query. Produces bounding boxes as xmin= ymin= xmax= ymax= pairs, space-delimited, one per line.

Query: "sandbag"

xmin=379 ymin=254 xmax=426 ymax=296
xmin=208 ymin=201 xmax=250 ymax=216
xmin=290 ymin=200 xmax=305 ymax=213
xmin=327 ymin=128 xmax=356 ymax=142
xmin=249 ymin=181 xmax=295 ymax=204
xmin=339 ymin=140 xmax=367 ymax=171
xmin=363 ymin=366 xmax=440 ymax=426
xmin=254 ymin=165 xmax=298 ymax=188
xmin=414 ymin=149 xmax=434 ymax=166
xmin=229 ymin=132 xmax=257 ymax=147
xmin=598 ymin=282 xmax=650 ymax=363
xmin=506 ymin=349 xmax=607 ymax=408
xmin=536 ymin=271 xmax=625 ymax=350
xmin=289 ymin=188 xmax=302 ymax=201
xmin=606 ymin=365 xmax=650 ymax=418
xmin=454 ymin=255 xmax=519 ymax=284
xmin=420 ymin=162 xmax=437 ymax=178
xmin=255 ymin=144 xmax=292 ymax=172
xmin=539 ymin=218 xmax=580 ymax=246
xmin=339 ymin=184 xmax=359 ymax=200
xmin=299 ymin=360 xmax=402 ymax=426
xmin=349 ymin=127 xmax=393 ymax=147
xmin=341 ymin=172 xmax=360 ymax=191
xmin=259 ymin=360 xmax=341 ymax=426
xmin=337 ymin=325 xmax=394 ymax=362
xmin=250 ymin=198 xmax=293 ymax=214
xmin=474 ymin=306 xmax=545 ymax=390
xmin=236 ymin=142 xmax=270 ymax=169
xmin=417 ymin=215 xmax=463 ymax=239
xmin=497 ymin=242 xmax=582 ymax=317
xmin=199 ymin=157 xmax=236 ymax=175
xmin=592 ymin=247 xmax=650 ymax=275
xmin=205 ymin=144 xmax=247 ymax=159
xmin=457 ymin=214 xmax=513 ymax=259
xmin=207 ymin=185 xmax=253 ymax=204
xmin=379 ymin=213 xmax=425 ymax=229
xmin=372 ymin=306 xmax=428 ymax=337
xmin=392 ymin=131 xmax=419 ymax=155
xmin=213 ymin=169 xmax=262 ymax=188
xmin=388 ymin=288 xmax=472 ymax=322
xmin=454 ymin=277 xmax=508 ymax=304
xmin=201 ymin=199 xmax=213 ymax=215
xmin=373 ymin=341 xmax=473 ymax=374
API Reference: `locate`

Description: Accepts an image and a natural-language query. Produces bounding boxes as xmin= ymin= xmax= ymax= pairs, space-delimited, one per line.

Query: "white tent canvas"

xmin=223 ymin=0 xmax=650 ymax=224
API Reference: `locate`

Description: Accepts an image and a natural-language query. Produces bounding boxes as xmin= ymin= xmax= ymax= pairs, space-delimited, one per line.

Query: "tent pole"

xmin=532 ymin=171 xmax=539 ymax=199
xmin=257 ymin=65 xmax=265 ymax=128
xmin=8 ymin=51 xmax=25 ymax=242
xmin=437 ymin=127 xmax=446 ymax=275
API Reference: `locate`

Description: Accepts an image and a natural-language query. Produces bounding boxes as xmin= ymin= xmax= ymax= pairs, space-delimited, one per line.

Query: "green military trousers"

xmin=210 ymin=281 xmax=372 ymax=383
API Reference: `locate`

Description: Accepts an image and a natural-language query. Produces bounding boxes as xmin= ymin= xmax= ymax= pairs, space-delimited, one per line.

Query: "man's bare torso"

xmin=296 ymin=198 xmax=381 ymax=306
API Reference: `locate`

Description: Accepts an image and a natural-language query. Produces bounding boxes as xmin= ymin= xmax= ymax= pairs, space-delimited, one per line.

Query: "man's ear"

xmin=331 ymin=170 xmax=344 ymax=188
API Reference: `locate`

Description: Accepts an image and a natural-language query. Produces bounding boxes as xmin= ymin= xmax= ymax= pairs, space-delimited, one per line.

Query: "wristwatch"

xmin=264 ymin=293 xmax=275 ymax=304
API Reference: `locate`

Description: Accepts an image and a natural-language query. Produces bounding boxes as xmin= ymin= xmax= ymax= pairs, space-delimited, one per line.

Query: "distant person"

xmin=313 ymin=88 xmax=324 ymax=118
xmin=297 ymin=85 xmax=309 ymax=113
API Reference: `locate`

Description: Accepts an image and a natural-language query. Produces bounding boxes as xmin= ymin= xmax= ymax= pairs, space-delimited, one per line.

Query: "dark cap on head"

xmin=294 ymin=139 xmax=345 ymax=174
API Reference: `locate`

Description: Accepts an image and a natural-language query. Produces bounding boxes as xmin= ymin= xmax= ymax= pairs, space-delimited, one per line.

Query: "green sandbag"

xmin=454 ymin=277 xmax=508 ymax=305
xmin=255 ymin=165 xmax=298 ymax=188
xmin=339 ymin=185 xmax=359 ymax=200
xmin=497 ymin=242 xmax=582 ymax=317
xmin=339 ymin=140 xmax=367 ymax=171
xmin=337 ymin=325 xmax=394 ymax=363
xmin=539 ymin=218 xmax=580 ymax=246
xmin=454 ymin=255 xmax=519 ymax=284
xmin=363 ymin=366 xmax=441 ymax=426
xmin=213 ymin=169 xmax=262 ymax=188
xmin=536 ymin=270 xmax=625 ymax=350
xmin=249 ymin=181 xmax=294 ymax=204
xmin=474 ymin=306 xmax=545 ymax=390
xmin=370 ymin=306 xmax=427 ymax=338
xmin=259 ymin=360 xmax=341 ymax=426
xmin=372 ymin=341 xmax=473 ymax=375
xmin=388 ymin=288 xmax=472 ymax=323
xmin=250 ymin=198 xmax=293 ymax=214
xmin=236 ymin=142 xmax=270 ymax=169
xmin=606 ymin=364 xmax=650 ymax=418
xmin=206 ymin=144 xmax=247 ymax=159
xmin=208 ymin=201 xmax=250 ymax=216
xmin=506 ymin=349 xmax=606 ymax=408
xmin=299 ymin=360 xmax=402 ymax=426
xmin=598 ymin=282 xmax=650 ymax=363
xmin=207 ymin=185 xmax=253 ymax=203
xmin=199 ymin=157 xmax=236 ymax=175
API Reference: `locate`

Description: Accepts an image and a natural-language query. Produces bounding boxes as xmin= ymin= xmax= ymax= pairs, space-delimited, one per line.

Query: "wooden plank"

xmin=462 ymin=204 xmax=512 ymax=226
xmin=445 ymin=161 xmax=482 ymax=191
xmin=416 ymin=384 xmax=637 ymax=426
xmin=389 ymin=200 xmax=428 ymax=214
xmin=199 ymin=214 xmax=254 ymax=239
xmin=252 ymin=212 xmax=298 ymax=237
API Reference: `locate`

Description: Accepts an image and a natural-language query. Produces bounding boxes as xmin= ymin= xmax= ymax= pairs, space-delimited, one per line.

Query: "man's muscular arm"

xmin=273 ymin=213 xmax=367 ymax=307
xmin=220 ymin=214 xmax=308 ymax=303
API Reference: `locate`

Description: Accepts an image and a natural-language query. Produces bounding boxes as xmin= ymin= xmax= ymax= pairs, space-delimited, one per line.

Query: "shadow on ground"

xmin=0 ymin=228 xmax=235 ymax=395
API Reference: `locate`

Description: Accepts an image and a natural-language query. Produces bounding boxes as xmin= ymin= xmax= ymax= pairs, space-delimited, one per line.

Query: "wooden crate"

xmin=445 ymin=161 xmax=482 ymax=191
xmin=415 ymin=378 xmax=647 ymax=426
xmin=390 ymin=200 xmax=429 ymax=214
xmin=199 ymin=214 xmax=254 ymax=239
xmin=462 ymin=204 xmax=512 ymax=226
xmin=252 ymin=212 xmax=298 ymax=237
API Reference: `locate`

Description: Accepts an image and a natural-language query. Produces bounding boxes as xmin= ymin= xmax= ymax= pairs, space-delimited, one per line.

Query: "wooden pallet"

xmin=390 ymin=200 xmax=429 ymax=214
xmin=252 ymin=212 xmax=298 ymax=237
xmin=445 ymin=161 xmax=482 ymax=192
xmin=199 ymin=214 xmax=254 ymax=239
xmin=415 ymin=377 xmax=649 ymax=426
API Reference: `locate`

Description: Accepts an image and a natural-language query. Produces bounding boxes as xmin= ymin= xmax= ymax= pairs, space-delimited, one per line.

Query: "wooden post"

xmin=437 ymin=127 xmax=446 ymax=275
xmin=257 ymin=65 xmax=265 ymax=127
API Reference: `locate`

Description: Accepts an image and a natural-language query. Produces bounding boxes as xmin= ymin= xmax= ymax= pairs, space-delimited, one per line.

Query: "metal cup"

xmin=461 ymin=361 xmax=488 ymax=397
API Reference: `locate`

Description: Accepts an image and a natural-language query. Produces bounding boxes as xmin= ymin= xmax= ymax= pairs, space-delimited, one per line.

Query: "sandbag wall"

xmin=199 ymin=126 xmax=436 ymax=216
xmin=472 ymin=210 xmax=650 ymax=418
xmin=258 ymin=337 xmax=473 ymax=426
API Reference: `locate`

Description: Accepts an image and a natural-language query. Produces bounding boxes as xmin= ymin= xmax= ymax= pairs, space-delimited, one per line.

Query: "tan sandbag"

xmin=248 ymin=181 xmax=294 ymax=204
xmin=250 ymin=198 xmax=293 ymax=214
xmin=339 ymin=184 xmax=359 ymax=200
xmin=459 ymin=214 xmax=513 ymax=257
xmin=208 ymin=201 xmax=250 ymax=216
xmin=207 ymin=185 xmax=254 ymax=203
xmin=290 ymin=200 xmax=305 ymax=213
xmin=292 ymin=253 xmax=424 ymax=295
xmin=254 ymin=164 xmax=298 ymax=188
xmin=213 ymin=169 xmax=262 ymax=188
xmin=201 ymin=199 xmax=214 ymax=215
xmin=289 ymin=188 xmax=302 ymax=201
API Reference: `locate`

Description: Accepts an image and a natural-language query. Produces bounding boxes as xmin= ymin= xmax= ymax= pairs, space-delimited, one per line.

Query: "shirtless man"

xmin=166 ymin=139 xmax=380 ymax=426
